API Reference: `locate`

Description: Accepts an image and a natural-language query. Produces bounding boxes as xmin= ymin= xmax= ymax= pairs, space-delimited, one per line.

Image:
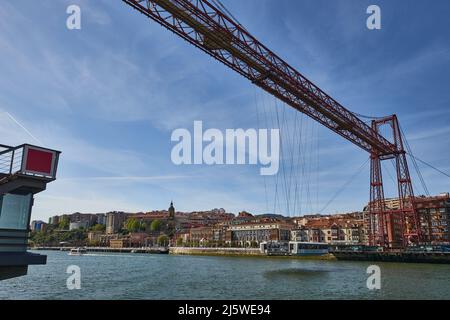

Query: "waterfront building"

xmin=67 ymin=212 xmax=98 ymax=226
xmin=291 ymin=227 xmax=325 ymax=242
xmin=48 ymin=215 xmax=59 ymax=225
xmin=99 ymin=234 xmax=119 ymax=247
xmin=365 ymin=193 xmax=450 ymax=245
xmin=189 ymin=226 xmax=214 ymax=243
xmin=30 ymin=220 xmax=47 ymax=232
xmin=108 ymin=233 xmax=151 ymax=248
xmin=415 ymin=193 xmax=450 ymax=244
xmin=212 ymin=226 xmax=227 ymax=242
xmin=69 ymin=221 xmax=89 ymax=230
xmin=175 ymin=232 xmax=190 ymax=245
xmin=96 ymin=213 xmax=107 ymax=225
xmin=87 ymin=231 xmax=103 ymax=243
xmin=226 ymin=221 xmax=294 ymax=245
xmin=110 ymin=238 xmax=128 ymax=248
xmin=106 ymin=211 xmax=128 ymax=234
xmin=291 ymin=219 xmax=366 ymax=245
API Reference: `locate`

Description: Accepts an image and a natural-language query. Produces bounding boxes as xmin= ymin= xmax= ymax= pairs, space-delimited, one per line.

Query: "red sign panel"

xmin=25 ymin=148 xmax=54 ymax=175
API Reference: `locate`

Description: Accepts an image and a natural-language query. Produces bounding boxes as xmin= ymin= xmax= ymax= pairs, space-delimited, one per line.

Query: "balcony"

xmin=0 ymin=144 xmax=60 ymax=194
xmin=0 ymin=143 xmax=60 ymax=280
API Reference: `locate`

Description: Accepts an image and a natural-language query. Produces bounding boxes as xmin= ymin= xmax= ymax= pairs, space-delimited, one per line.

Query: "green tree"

xmin=176 ymin=237 xmax=183 ymax=247
xmin=150 ymin=219 xmax=162 ymax=232
xmin=91 ymin=224 xmax=106 ymax=232
xmin=58 ymin=217 xmax=69 ymax=230
xmin=157 ymin=234 xmax=169 ymax=246
xmin=124 ymin=218 xmax=140 ymax=232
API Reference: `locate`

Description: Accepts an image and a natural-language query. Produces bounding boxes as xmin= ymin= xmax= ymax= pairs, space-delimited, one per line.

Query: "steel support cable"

xmin=319 ymin=158 xmax=370 ymax=214
xmin=210 ymin=0 xmax=248 ymax=32
xmin=261 ymin=91 xmax=277 ymax=214
xmin=254 ymin=86 xmax=269 ymax=213
xmin=273 ymin=97 xmax=281 ymax=214
xmin=282 ymin=100 xmax=293 ymax=216
xmin=281 ymin=105 xmax=291 ymax=215
xmin=276 ymin=98 xmax=291 ymax=215
xmin=309 ymin=122 xmax=317 ymax=213
xmin=408 ymin=154 xmax=450 ymax=179
xmin=292 ymin=112 xmax=302 ymax=215
xmin=293 ymin=113 xmax=305 ymax=216
xmin=294 ymin=111 xmax=303 ymax=215
xmin=382 ymin=160 xmax=397 ymax=185
xmin=277 ymin=99 xmax=288 ymax=215
xmin=299 ymin=117 xmax=310 ymax=215
xmin=351 ymin=112 xmax=385 ymax=120
xmin=399 ymin=125 xmax=430 ymax=196
xmin=285 ymin=110 xmax=297 ymax=216
xmin=270 ymin=96 xmax=280 ymax=214
xmin=262 ymin=91 xmax=277 ymax=214
xmin=283 ymin=102 xmax=299 ymax=216
xmin=305 ymin=119 xmax=314 ymax=213
xmin=306 ymin=120 xmax=316 ymax=214
xmin=291 ymin=107 xmax=302 ymax=216
xmin=315 ymin=121 xmax=320 ymax=213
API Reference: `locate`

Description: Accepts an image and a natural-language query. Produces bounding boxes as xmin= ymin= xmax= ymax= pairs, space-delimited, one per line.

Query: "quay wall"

xmin=333 ymin=251 xmax=450 ymax=264
xmin=32 ymin=247 xmax=168 ymax=254
xmin=169 ymin=247 xmax=264 ymax=257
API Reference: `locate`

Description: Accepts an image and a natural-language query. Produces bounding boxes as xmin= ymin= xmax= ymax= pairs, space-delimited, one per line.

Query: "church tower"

xmin=168 ymin=201 xmax=175 ymax=220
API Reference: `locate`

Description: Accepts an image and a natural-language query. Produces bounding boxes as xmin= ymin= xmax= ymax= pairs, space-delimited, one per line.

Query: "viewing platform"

xmin=0 ymin=143 xmax=60 ymax=280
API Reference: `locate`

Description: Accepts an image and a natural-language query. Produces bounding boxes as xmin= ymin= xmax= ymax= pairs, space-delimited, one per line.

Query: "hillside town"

xmin=29 ymin=193 xmax=450 ymax=249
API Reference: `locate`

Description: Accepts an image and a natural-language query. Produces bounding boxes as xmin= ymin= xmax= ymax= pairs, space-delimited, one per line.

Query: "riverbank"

xmin=170 ymin=247 xmax=263 ymax=256
xmin=32 ymin=246 xmax=450 ymax=264
xmin=333 ymin=250 xmax=450 ymax=264
xmin=169 ymin=247 xmax=336 ymax=260
xmin=32 ymin=246 xmax=168 ymax=254
xmin=32 ymin=246 xmax=335 ymax=260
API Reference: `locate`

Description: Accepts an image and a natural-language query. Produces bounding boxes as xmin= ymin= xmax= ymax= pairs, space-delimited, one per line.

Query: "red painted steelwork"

xmin=123 ymin=0 xmax=422 ymax=247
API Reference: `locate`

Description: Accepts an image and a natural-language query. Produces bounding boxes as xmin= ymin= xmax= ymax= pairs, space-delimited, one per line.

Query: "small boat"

xmin=68 ymin=248 xmax=87 ymax=256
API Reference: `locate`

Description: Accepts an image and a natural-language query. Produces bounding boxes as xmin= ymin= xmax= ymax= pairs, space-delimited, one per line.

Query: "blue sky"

xmin=1 ymin=0 xmax=449 ymax=222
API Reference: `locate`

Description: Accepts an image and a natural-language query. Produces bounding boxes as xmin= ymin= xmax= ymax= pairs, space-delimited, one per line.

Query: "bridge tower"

xmin=369 ymin=115 xmax=421 ymax=248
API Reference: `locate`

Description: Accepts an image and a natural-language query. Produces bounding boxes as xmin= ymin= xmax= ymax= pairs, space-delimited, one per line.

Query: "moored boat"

xmin=68 ymin=248 xmax=87 ymax=256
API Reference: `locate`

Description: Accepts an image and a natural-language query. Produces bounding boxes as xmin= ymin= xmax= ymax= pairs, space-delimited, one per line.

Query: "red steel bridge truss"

xmin=123 ymin=0 xmax=422 ymax=247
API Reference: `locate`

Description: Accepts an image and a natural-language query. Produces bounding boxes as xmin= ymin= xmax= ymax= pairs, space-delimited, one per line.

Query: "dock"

xmin=32 ymin=247 xmax=169 ymax=254
xmin=332 ymin=250 xmax=450 ymax=264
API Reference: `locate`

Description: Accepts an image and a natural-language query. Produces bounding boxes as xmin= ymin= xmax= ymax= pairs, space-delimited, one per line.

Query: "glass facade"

xmin=0 ymin=193 xmax=32 ymax=230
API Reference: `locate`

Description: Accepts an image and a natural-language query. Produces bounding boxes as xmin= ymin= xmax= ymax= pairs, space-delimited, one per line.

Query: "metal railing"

xmin=0 ymin=144 xmax=60 ymax=180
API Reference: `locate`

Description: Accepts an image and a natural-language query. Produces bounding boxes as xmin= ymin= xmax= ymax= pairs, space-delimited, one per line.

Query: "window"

xmin=0 ymin=193 xmax=32 ymax=230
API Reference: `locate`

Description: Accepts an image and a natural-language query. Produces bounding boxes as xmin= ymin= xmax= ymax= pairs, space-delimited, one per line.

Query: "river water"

xmin=0 ymin=250 xmax=449 ymax=299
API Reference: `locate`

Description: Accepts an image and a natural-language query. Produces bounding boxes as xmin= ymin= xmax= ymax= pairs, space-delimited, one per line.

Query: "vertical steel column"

xmin=391 ymin=116 xmax=421 ymax=245
xmin=369 ymin=116 xmax=421 ymax=248
xmin=369 ymin=123 xmax=387 ymax=247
